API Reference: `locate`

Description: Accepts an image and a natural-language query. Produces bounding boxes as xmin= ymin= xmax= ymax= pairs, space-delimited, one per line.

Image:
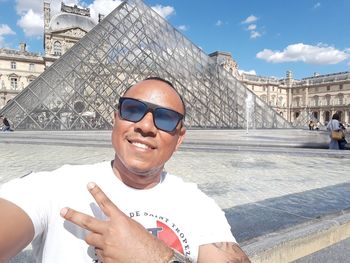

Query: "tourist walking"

xmin=326 ymin=113 xmax=342 ymax=150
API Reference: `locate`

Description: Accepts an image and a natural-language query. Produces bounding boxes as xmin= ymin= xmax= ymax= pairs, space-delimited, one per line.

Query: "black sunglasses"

xmin=118 ymin=97 xmax=184 ymax=132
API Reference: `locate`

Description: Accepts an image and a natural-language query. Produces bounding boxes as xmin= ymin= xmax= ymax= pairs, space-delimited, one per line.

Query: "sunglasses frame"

xmin=118 ymin=97 xmax=184 ymax=132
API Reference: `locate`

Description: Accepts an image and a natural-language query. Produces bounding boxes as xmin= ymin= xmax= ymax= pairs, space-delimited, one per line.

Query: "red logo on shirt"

xmin=156 ymin=220 xmax=184 ymax=254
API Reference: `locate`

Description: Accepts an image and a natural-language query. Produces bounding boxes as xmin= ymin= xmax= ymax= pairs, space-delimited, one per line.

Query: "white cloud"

xmin=250 ymin=31 xmax=261 ymax=39
xmin=247 ymin=24 xmax=256 ymax=31
xmin=215 ymin=20 xmax=223 ymax=26
xmin=0 ymin=24 xmax=15 ymax=35
xmin=177 ymin=25 xmax=188 ymax=31
xmin=15 ymin=0 xmax=43 ymax=15
xmin=242 ymin=16 xmax=261 ymax=39
xmin=313 ymin=2 xmax=321 ymax=9
xmin=256 ymin=43 xmax=350 ymax=65
xmin=87 ymin=0 xmax=122 ymax=21
xmin=238 ymin=69 xmax=257 ymax=75
xmin=151 ymin=5 xmax=175 ymax=19
xmin=0 ymin=24 xmax=16 ymax=46
xmin=241 ymin=15 xmax=258 ymax=24
xmin=17 ymin=9 xmax=43 ymax=37
xmin=15 ymin=0 xmax=44 ymax=37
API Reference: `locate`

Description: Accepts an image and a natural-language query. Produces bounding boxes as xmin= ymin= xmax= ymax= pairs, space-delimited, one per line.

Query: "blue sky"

xmin=0 ymin=0 xmax=349 ymax=80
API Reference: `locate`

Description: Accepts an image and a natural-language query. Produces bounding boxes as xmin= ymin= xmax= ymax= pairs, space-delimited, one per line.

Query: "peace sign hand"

xmin=60 ymin=182 xmax=173 ymax=263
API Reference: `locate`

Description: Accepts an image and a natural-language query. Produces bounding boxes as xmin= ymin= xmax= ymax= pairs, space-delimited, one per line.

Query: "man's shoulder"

xmin=20 ymin=161 xmax=111 ymax=182
xmin=57 ymin=160 xmax=111 ymax=172
xmin=162 ymin=173 xmax=209 ymax=198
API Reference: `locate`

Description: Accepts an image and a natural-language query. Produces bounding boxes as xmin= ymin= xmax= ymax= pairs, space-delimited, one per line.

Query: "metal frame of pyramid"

xmin=0 ymin=0 xmax=292 ymax=130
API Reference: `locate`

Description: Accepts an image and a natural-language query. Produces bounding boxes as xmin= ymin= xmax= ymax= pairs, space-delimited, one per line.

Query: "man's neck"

xmin=111 ymin=158 xmax=163 ymax=190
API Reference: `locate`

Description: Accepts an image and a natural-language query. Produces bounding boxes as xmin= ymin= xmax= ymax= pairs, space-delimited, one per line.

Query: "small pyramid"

xmin=0 ymin=0 xmax=291 ymax=130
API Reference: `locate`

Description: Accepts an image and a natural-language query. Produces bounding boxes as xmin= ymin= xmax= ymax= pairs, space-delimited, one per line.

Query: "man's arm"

xmin=0 ymin=198 xmax=34 ymax=263
xmin=198 ymin=242 xmax=251 ymax=263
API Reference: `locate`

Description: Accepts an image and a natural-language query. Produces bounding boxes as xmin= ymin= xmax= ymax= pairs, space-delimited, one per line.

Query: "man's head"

xmin=111 ymin=77 xmax=186 ymax=188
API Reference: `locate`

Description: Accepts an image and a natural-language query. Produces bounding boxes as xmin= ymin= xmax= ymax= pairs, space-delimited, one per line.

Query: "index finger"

xmin=87 ymin=182 xmax=121 ymax=218
xmin=60 ymin=207 xmax=105 ymax=233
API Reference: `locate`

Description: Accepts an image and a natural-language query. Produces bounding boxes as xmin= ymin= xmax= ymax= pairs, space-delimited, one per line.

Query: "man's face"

xmin=112 ymin=79 xmax=186 ymax=179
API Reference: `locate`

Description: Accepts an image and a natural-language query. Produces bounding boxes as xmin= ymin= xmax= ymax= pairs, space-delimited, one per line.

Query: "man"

xmin=0 ymin=77 xmax=250 ymax=262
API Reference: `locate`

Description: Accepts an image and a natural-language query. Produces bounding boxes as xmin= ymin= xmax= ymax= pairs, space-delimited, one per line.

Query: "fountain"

xmin=245 ymin=92 xmax=254 ymax=134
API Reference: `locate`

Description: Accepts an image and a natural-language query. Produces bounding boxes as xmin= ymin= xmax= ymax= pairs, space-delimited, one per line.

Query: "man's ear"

xmin=112 ymin=111 xmax=120 ymax=127
xmin=175 ymin=126 xmax=186 ymax=151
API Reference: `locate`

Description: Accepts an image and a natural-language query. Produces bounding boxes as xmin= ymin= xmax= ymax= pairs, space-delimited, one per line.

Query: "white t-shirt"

xmin=0 ymin=161 xmax=235 ymax=262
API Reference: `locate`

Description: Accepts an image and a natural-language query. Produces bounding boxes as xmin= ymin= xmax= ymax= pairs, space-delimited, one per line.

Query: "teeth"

xmin=132 ymin=142 xmax=150 ymax=149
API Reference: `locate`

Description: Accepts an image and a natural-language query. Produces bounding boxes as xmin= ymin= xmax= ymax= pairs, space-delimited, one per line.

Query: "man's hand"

xmin=60 ymin=182 xmax=173 ymax=263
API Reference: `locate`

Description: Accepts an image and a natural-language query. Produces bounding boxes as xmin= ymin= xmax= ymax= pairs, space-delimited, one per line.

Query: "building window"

xmin=10 ymin=78 xmax=18 ymax=90
xmin=340 ymin=84 xmax=343 ymax=90
xmin=327 ymin=85 xmax=330 ymax=91
xmin=11 ymin=61 xmax=16 ymax=69
xmin=53 ymin=41 xmax=62 ymax=56
xmin=29 ymin=63 xmax=35 ymax=71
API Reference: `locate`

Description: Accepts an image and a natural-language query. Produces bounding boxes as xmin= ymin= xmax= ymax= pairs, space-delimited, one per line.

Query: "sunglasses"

xmin=118 ymin=97 xmax=184 ymax=132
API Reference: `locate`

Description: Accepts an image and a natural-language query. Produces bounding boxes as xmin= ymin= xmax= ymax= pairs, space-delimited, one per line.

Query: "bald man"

xmin=0 ymin=77 xmax=250 ymax=263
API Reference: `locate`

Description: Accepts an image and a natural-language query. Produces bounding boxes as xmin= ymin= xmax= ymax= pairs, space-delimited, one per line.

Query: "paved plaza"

xmin=1 ymin=129 xmax=350 ymax=262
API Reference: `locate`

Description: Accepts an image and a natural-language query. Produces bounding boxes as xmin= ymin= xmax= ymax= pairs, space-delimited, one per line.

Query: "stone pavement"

xmin=0 ymin=129 xmax=350 ymax=262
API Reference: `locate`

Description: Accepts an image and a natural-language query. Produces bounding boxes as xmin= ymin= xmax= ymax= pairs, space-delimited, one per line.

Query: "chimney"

xmin=98 ymin=14 xmax=105 ymax=22
xmin=19 ymin=42 xmax=27 ymax=53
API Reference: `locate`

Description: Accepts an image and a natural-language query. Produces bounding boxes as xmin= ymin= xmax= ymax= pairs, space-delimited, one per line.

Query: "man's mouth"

xmin=127 ymin=139 xmax=156 ymax=150
xmin=132 ymin=141 xmax=151 ymax=149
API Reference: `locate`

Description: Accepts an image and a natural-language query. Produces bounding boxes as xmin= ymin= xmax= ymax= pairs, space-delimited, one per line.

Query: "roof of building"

xmin=0 ymin=48 xmax=43 ymax=59
xmin=49 ymin=12 xmax=97 ymax=32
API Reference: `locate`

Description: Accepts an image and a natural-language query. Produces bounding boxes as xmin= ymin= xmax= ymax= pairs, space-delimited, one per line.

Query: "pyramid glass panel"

xmin=0 ymin=0 xmax=291 ymax=130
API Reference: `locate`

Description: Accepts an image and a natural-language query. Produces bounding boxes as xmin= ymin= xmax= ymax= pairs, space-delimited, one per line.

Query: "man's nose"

xmin=134 ymin=112 xmax=157 ymax=135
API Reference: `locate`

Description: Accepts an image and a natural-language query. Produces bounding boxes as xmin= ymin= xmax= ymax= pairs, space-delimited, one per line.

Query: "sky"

xmin=0 ymin=0 xmax=350 ymax=80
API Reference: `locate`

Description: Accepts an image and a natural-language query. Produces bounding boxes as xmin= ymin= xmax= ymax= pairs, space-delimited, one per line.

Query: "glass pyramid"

xmin=0 ymin=0 xmax=291 ymax=130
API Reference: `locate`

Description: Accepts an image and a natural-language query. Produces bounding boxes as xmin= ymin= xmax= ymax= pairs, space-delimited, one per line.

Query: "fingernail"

xmin=87 ymin=182 xmax=96 ymax=190
xmin=60 ymin=207 xmax=68 ymax=217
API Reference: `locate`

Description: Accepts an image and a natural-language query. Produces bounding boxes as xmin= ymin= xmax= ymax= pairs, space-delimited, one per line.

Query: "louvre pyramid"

xmin=0 ymin=0 xmax=291 ymax=130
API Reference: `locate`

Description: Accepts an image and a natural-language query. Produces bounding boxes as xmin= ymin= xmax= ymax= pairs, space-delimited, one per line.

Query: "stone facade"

xmin=210 ymin=51 xmax=350 ymax=125
xmin=0 ymin=43 xmax=44 ymax=108
xmin=43 ymin=2 xmax=97 ymax=68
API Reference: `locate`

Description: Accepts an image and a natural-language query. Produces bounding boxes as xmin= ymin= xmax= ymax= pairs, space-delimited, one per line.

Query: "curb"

xmin=242 ymin=211 xmax=350 ymax=263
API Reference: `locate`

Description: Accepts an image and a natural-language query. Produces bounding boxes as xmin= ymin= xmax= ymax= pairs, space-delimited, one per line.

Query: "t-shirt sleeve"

xmin=0 ymin=172 xmax=51 ymax=239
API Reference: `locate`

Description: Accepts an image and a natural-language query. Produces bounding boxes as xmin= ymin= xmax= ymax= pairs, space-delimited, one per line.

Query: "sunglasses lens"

xmin=119 ymin=97 xmax=183 ymax=132
xmin=154 ymin=108 xmax=182 ymax=132
xmin=120 ymin=98 xmax=146 ymax=122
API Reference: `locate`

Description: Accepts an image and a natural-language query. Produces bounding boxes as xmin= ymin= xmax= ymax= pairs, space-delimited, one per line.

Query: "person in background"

xmin=338 ymin=122 xmax=347 ymax=150
xmin=0 ymin=115 xmax=13 ymax=131
xmin=326 ymin=113 xmax=342 ymax=150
